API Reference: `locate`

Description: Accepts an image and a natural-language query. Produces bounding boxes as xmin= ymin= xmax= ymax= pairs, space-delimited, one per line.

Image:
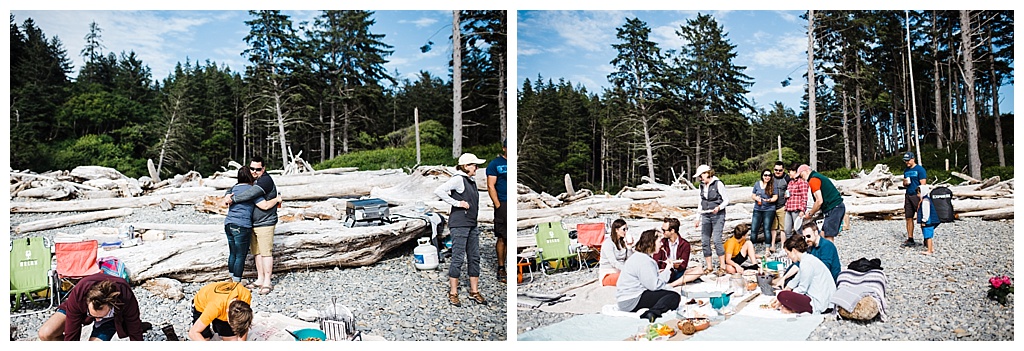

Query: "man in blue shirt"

xmin=486 ymin=140 xmax=508 ymax=283
xmin=776 ymin=221 xmax=841 ymax=286
xmin=901 ymin=152 xmax=927 ymax=247
xmin=803 ymin=221 xmax=840 ymax=283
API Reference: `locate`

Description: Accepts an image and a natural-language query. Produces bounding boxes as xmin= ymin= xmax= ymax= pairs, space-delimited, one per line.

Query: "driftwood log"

xmin=14 ymin=208 xmax=134 ymax=234
xmin=67 ymin=215 xmax=430 ymax=284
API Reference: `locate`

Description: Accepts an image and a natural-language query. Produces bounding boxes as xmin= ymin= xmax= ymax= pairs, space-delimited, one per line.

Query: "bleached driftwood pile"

xmin=10 ymin=164 xmax=497 ymax=284
xmin=516 ymin=164 xmax=1013 ymax=249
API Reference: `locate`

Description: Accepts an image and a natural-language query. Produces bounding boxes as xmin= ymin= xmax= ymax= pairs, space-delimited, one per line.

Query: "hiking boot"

xmin=448 ymin=292 xmax=462 ymax=307
xmin=901 ymin=239 xmax=916 ymax=247
xmin=468 ymin=291 xmax=488 ymax=305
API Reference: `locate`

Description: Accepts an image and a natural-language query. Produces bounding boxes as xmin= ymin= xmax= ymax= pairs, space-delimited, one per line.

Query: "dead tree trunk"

xmin=960 ymin=10 xmax=982 ymax=179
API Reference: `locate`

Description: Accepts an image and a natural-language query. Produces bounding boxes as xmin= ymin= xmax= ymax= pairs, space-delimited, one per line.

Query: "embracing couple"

xmin=223 ymin=156 xmax=282 ymax=295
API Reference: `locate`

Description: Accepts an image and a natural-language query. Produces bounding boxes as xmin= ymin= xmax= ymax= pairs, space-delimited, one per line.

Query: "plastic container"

xmin=413 ymin=237 xmax=439 ymax=270
xmin=291 ymin=328 xmax=326 ymax=341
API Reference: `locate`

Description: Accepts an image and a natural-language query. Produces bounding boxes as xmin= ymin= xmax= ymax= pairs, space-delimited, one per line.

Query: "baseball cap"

xmin=902 ymin=152 xmax=914 ymax=161
xmin=457 ymin=153 xmax=486 ymax=166
xmin=693 ymin=164 xmax=711 ymax=178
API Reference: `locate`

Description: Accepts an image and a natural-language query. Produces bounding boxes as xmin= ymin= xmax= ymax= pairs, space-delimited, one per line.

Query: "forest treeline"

xmin=9 ymin=10 xmax=506 ymax=178
xmin=518 ymin=11 xmax=1013 ymax=194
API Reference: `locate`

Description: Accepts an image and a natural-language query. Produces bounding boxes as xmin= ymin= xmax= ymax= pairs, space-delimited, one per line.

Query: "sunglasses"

xmin=774 ymin=169 xmax=784 ymax=172
xmin=804 ymin=234 xmax=813 ymax=239
xmin=762 ymin=174 xmax=771 ymax=177
xmin=251 ymin=167 xmax=263 ymax=172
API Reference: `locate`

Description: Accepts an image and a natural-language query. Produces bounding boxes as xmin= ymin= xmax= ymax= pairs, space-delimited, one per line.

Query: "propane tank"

xmin=413 ymin=237 xmax=439 ymax=270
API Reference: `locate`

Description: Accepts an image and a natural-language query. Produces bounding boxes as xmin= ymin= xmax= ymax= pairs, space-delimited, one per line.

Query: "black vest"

xmin=447 ymin=175 xmax=479 ymax=228
xmin=700 ymin=179 xmax=724 ymax=214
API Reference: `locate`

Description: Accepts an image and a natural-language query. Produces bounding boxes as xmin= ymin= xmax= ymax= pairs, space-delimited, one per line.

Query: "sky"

xmin=9 ymin=10 xmax=459 ymax=85
xmin=518 ymin=10 xmax=1015 ymax=115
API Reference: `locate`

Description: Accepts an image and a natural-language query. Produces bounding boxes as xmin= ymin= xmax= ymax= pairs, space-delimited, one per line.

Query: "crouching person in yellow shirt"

xmin=189 ymin=281 xmax=253 ymax=341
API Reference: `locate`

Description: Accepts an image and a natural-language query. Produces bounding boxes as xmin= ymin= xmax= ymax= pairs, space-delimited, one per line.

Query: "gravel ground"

xmin=9 ymin=203 xmax=507 ymax=341
xmin=516 ymin=216 xmax=1015 ymax=341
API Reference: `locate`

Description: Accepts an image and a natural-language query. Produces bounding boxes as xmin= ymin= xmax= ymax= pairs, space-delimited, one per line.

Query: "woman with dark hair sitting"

xmin=598 ymin=219 xmax=633 ymax=286
xmin=769 ymin=233 xmax=836 ymax=314
xmin=616 ymin=229 xmax=681 ymax=322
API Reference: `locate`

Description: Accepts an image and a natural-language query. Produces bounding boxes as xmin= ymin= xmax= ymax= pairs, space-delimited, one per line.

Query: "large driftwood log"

xmin=70 ymin=166 xmax=126 ymax=181
xmin=77 ymin=216 xmax=430 ymax=284
xmin=15 ymin=208 xmax=134 ymax=234
xmin=951 ymin=171 xmax=982 ymax=184
xmin=11 ymin=190 xmax=215 ymax=213
xmin=957 ymin=207 xmax=1014 ymax=220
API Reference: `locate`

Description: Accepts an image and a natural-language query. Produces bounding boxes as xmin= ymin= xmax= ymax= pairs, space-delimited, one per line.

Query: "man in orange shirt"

xmin=798 ymin=164 xmax=846 ymax=245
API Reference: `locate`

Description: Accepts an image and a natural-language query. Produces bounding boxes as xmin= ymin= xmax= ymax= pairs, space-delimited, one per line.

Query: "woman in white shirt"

xmin=616 ymin=229 xmax=680 ymax=322
xmin=599 ymin=219 xmax=633 ymax=286
xmin=770 ymin=233 xmax=836 ymax=314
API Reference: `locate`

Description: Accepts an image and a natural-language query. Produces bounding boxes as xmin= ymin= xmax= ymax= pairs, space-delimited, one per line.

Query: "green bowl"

xmin=292 ymin=328 xmax=326 ymax=341
xmin=709 ymin=293 xmax=731 ymax=309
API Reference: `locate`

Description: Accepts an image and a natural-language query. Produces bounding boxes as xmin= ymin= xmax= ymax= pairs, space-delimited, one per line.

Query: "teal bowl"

xmin=766 ymin=261 xmax=783 ymax=271
xmin=292 ymin=328 xmax=326 ymax=341
xmin=709 ymin=293 xmax=731 ymax=309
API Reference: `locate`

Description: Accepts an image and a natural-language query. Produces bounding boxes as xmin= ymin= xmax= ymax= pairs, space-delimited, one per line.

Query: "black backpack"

xmin=929 ymin=187 xmax=955 ymax=223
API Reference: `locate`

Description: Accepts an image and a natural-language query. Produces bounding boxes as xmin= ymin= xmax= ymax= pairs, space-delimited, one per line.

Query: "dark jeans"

xmin=631 ymin=290 xmax=681 ymax=317
xmin=448 ymin=226 xmax=481 ymax=279
xmin=225 ymin=224 xmax=252 ymax=280
xmin=751 ymin=209 xmax=775 ymax=243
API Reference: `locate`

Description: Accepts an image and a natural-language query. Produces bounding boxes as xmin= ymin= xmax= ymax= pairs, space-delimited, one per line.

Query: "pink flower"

xmin=991 ymin=277 xmax=1003 ymax=288
xmin=1001 ymin=276 xmax=1012 ymax=286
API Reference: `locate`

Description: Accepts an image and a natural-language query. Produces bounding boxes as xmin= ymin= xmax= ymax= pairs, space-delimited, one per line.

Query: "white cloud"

xmin=775 ymin=10 xmax=801 ymax=23
xmin=527 ymin=10 xmax=628 ymax=52
xmin=651 ymin=20 xmax=689 ymax=51
xmin=748 ymin=34 xmax=806 ymax=69
xmin=404 ymin=17 xmax=438 ymax=28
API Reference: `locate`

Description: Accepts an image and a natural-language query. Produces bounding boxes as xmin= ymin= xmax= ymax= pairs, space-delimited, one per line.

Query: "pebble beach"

xmin=517 ymin=216 xmax=1015 ymax=341
xmin=8 ymin=204 xmax=507 ymax=341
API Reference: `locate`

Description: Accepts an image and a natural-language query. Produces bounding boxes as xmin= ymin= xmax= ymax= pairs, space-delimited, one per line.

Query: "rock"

xmin=141 ymin=278 xmax=185 ymax=300
xmin=953 ymin=328 xmax=970 ymax=338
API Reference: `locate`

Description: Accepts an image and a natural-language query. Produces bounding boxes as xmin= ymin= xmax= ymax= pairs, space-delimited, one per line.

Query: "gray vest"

xmin=700 ymin=179 xmax=724 ymax=214
xmin=447 ymin=175 xmax=479 ymax=228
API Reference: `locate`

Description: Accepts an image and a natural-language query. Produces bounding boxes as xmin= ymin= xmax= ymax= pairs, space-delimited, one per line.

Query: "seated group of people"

xmin=38 ymin=273 xmax=254 ymax=342
xmin=603 ymin=217 xmax=842 ymax=322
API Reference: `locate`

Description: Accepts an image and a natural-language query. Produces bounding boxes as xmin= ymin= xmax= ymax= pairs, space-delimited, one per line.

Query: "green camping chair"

xmin=10 ymin=237 xmax=54 ymax=316
xmin=533 ymin=222 xmax=582 ymax=275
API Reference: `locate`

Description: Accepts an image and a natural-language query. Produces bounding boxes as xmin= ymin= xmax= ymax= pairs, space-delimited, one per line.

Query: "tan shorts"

xmin=250 ymin=225 xmax=276 ymax=256
xmin=772 ymin=207 xmax=786 ymax=230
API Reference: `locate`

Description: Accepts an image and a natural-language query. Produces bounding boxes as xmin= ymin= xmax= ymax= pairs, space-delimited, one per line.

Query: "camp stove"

xmin=344 ymin=198 xmax=391 ymax=227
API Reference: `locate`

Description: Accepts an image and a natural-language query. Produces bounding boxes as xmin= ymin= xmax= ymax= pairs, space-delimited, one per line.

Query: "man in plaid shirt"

xmin=783 ymin=162 xmax=811 ymax=240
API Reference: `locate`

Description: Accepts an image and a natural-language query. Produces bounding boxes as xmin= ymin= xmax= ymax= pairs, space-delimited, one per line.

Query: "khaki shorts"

xmin=250 ymin=225 xmax=276 ymax=256
xmin=772 ymin=207 xmax=786 ymax=230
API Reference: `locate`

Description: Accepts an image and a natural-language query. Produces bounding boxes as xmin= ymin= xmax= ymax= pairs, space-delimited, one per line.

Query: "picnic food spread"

xmin=635 ymin=323 xmax=675 ymax=340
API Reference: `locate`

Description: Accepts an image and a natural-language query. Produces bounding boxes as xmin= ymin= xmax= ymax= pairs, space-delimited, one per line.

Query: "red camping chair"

xmin=574 ymin=222 xmax=607 ymax=270
xmin=52 ymin=240 xmax=102 ymax=305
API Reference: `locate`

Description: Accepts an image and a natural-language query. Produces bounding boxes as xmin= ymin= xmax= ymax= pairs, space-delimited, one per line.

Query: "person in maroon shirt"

xmin=37 ymin=273 xmax=144 ymax=341
xmin=652 ymin=218 xmax=702 ymax=287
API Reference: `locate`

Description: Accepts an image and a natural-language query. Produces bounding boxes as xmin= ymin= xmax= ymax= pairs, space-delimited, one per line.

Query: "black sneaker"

xmin=900 ymin=239 xmax=916 ymax=247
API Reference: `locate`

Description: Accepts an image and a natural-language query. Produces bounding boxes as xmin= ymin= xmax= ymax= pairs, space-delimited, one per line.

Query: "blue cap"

xmin=502 ymin=139 xmax=507 ymax=148
xmin=902 ymin=152 xmax=914 ymax=161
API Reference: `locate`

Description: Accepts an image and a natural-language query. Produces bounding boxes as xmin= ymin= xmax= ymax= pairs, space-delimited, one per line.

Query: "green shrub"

xmin=819 ymin=168 xmax=856 ymax=181
xmin=314 ymin=144 xmax=454 ymax=171
xmin=743 ymin=147 xmax=801 ymax=172
xmin=982 ymin=166 xmax=1014 ymax=181
xmin=718 ymin=156 xmax=739 ymax=174
xmin=719 ymin=171 xmax=760 ymax=186
xmin=313 ymin=142 xmax=504 ymax=172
